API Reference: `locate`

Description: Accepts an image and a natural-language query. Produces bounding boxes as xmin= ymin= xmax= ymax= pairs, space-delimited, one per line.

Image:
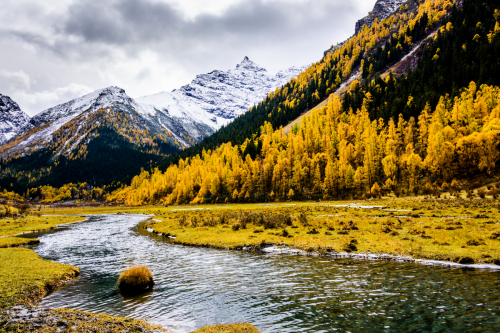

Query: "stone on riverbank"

xmin=4 ymin=306 xmax=168 ymax=333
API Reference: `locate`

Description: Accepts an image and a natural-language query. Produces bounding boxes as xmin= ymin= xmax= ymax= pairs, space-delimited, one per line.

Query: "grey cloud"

xmin=0 ymin=0 xmax=372 ymax=114
xmin=61 ymin=0 xmax=358 ymax=46
xmin=135 ymin=67 xmax=152 ymax=81
xmin=63 ymin=0 xmax=181 ymax=44
xmin=52 ymin=0 xmax=362 ymax=73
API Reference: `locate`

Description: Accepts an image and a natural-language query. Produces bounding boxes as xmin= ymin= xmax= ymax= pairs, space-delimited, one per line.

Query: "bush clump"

xmin=118 ymin=266 xmax=154 ymax=295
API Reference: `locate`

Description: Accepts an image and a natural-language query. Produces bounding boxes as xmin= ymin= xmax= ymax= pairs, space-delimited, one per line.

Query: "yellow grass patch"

xmin=143 ymin=200 xmax=500 ymax=264
xmin=0 ymin=214 xmax=85 ymax=238
xmin=191 ymin=323 xmax=260 ymax=333
xmin=0 ymin=248 xmax=79 ymax=309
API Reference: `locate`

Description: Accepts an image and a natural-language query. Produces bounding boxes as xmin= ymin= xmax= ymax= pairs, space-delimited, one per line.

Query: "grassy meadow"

xmin=0 ymin=211 xmax=85 ymax=309
xmin=127 ymin=199 xmax=500 ymax=265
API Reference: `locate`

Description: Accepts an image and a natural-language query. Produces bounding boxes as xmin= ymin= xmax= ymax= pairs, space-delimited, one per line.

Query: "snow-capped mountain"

xmin=0 ymin=94 xmax=30 ymax=145
xmin=137 ymin=56 xmax=306 ymax=141
xmin=355 ymin=0 xmax=407 ymax=34
xmin=324 ymin=0 xmax=408 ymax=56
xmin=1 ymin=57 xmax=305 ymax=158
xmin=1 ymin=86 xmax=179 ymax=158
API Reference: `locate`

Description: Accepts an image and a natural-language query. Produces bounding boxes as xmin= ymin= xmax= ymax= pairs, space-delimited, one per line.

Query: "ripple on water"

xmin=20 ymin=214 xmax=500 ymax=333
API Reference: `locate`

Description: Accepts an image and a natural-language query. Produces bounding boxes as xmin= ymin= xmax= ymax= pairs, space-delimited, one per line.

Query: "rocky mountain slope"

xmin=324 ymin=0 xmax=407 ymax=56
xmin=0 ymin=94 xmax=30 ymax=145
xmin=0 ymin=86 xmax=178 ymax=159
xmin=355 ymin=0 xmax=407 ymax=34
xmin=0 ymin=58 xmax=304 ymax=189
xmin=137 ymin=57 xmax=305 ymax=143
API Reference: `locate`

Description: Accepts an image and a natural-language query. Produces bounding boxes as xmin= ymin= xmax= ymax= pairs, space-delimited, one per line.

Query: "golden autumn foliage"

xmin=108 ymin=82 xmax=500 ymax=205
xmin=256 ymin=0 xmax=453 ymax=116
xmin=27 ymin=183 xmax=107 ymax=203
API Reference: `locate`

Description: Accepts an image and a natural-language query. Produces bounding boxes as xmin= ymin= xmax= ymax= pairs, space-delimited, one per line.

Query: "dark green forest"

xmin=0 ymin=128 xmax=177 ymax=193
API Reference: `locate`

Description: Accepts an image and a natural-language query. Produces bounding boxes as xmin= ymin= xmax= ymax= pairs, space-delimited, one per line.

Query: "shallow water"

xmin=24 ymin=214 xmax=500 ymax=333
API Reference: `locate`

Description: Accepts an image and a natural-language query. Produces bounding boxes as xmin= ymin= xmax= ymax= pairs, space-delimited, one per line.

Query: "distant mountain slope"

xmin=0 ymin=87 xmax=179 ymax=191
xmin=157 ymin=0 xmax=429 ymax=169
xmin=137 ymin=57 xmax=305 ymax=142
xmin=355 ymin=0 xmax=407 ymax=34
xmin=1 ymin=86 xmax=179 ymax=159
xmin=0 ymin=58 xmax=304 ymax=191
xmin=0 ymin=94 xmax=30 ymax=145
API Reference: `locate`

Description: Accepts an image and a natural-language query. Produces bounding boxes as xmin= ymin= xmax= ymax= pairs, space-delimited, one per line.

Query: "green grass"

xmin=191 ymin=323 xmax=260 ymax=333
xmin=0 ymin=213 xmax=85 ymax=250
xmin=0 ymin=248 xmax=79 ymax=310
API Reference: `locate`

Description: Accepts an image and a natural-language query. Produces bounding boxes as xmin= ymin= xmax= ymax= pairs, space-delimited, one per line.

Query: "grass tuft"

xmin=118 ymin=266 xmax=154 ymax=294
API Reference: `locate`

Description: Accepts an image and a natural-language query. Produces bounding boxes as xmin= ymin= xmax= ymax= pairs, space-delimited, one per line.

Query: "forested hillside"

xmin=104 ymin=0 xmax=500 ymax=205
xmin=16 ymin=0 xmax=500 ymax=204
xmin=159 ymin=0 xmax=455 ymax=169
xmin=0 ymin=108 xmax=178 ymax=194
xmin=108 ymin=81 xmax=500 ymax=205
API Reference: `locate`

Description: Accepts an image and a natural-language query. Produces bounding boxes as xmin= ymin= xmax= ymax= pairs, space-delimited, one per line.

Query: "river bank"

xmin=0 ymin=248 xmax=168 ymax=332
xmin=0 ymin=214 xmax=262 ymax=333
xmin=141 ymin=199 xmax=500 ymax=266
xmin=0 ymin=214 xmax=86 ymax=248
xmin=6 ymin=212 xmax=499 ymax=332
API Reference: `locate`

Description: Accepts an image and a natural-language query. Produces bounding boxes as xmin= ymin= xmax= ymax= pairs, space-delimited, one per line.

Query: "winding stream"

xmin=23 ymin=214 xmax=500 ymax=332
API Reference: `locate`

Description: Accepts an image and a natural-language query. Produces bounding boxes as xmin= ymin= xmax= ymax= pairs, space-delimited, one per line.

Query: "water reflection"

xmin=23 ymin=214 xmax=500 ymax=333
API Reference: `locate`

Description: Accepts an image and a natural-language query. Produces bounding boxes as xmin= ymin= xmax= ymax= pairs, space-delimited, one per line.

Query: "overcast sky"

xmin=0 ymin=0 xmax=375 ymax=116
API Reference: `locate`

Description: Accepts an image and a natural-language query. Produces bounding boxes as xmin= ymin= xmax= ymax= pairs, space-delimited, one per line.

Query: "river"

xmin=22 ymin=214 xmax=500 ymax=332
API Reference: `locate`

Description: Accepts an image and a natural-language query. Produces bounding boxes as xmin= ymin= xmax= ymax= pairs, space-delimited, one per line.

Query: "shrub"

xmin=489 ymin=232 xmax=500 ymax=240
xmin=118 ymin=266 xmax=154 ymax=295
xmin=306 ymin=228 xmax=319 ymax=234
xmin=380 ymin=225 xmax=393 ymax=234
xmin=342 ymin=239 xmax=358 ymax=253
xmin=298 ymin=213 xmax=309 ymax=226
xmin=466 ymin=239 xmax=486 ymax=246
xmin=441 ymin=181 xmax=449 ymax=191
xmin=178 ymin=215 xmax=188 ymax=227
xmin=371 ymin=183 xmax=381 ymax=195
xmin=280 ymin=229 xmax=290 ymax=237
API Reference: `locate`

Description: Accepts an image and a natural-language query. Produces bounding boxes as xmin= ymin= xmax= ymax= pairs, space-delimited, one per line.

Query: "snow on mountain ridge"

xmin=28 ymin=86 xmax=154 ymax=128
xmin=137 ymin=57 xmax=306 ymax=136
xmin=0 ymin=94 xmax=30 ymax=145
xmin=3 ymin=57 xmax=305 ymax=158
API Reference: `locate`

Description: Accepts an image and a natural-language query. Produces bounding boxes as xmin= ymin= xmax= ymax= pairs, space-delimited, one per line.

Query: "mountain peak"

xmin=0 ymin=94 xmax=30 ymax=145
xmin=235 ymin=56 xmax=266 ymax=72
xmin=97 ymin=86 xmax=126 ymax=95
